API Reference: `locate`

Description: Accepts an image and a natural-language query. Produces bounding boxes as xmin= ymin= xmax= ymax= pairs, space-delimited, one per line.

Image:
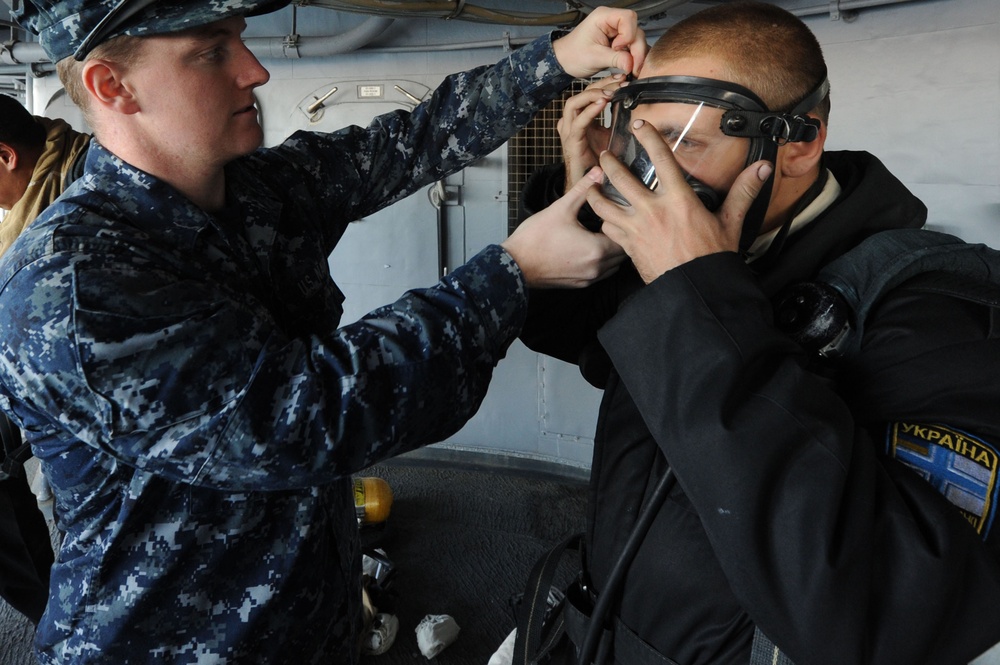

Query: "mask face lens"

xmin=603 ymin=116 xmax=658 ymax=205
xmin=601 ymin=97 xmax=752 ymax=208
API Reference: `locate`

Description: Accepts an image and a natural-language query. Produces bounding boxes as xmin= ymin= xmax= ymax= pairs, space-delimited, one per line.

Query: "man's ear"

xmin=81 ymin=59 xmax=140 ymax=115
xmin=0 ymin=143 xmax=17 ymax=171
xmin=779 ymin=116 xmax=827 ymax=179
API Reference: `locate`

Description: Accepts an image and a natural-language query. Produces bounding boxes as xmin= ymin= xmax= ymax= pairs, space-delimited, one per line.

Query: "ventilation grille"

xmin=507 ymin=79 xmax=592 ymax=233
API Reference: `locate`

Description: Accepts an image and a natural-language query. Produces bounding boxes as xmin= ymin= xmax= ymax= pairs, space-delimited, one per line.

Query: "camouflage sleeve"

xmin=193 ymin=243 xmax=529 ymax=487
xmin=265 ymin=33 xmax=574 ymax=253
xmin=0 ymin=242 xmax=525 ymax=490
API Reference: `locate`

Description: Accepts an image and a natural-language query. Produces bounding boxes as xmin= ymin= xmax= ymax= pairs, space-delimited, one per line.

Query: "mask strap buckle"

xmin=720 ymin=110 xmax=821 ymax=144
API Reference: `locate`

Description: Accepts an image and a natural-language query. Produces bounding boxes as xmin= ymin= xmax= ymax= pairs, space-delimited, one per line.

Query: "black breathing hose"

xmin=575 ymin=466 xmax=677 ymax=665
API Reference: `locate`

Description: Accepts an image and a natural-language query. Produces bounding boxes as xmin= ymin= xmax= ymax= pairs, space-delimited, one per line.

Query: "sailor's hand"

xmin=502 ymin=168 xmax=625 ymax=288
xmin=553 ymin=8 xmax=647 ymax=79
xmin=591 ymin=119 xmax=773 ymax=283
xmin=558 ymin=74 xmax=627 ymax=191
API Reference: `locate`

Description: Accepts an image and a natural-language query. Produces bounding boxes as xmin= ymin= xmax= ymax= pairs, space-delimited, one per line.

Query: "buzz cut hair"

xmin=647 ymin=1 xmax=831 ymax=123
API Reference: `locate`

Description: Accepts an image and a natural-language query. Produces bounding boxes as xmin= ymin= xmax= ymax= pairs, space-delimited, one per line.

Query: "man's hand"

xmin=502 ymin=168 xmax=626 ymax=288
xmin=558 ymin=74 xmax=628 ymax=191
xmin=553 ymin=8 xmax=648 ymax=79
xmin=590 ymin=119 xmax=773 ymax=284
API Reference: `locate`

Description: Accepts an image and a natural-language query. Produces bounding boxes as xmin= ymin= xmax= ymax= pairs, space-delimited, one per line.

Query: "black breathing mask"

xmin=579 ymin=75 xmax=828 ymax=255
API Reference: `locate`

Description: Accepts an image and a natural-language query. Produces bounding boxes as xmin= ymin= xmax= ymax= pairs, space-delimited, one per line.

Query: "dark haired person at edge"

xmin=0 ymin=95 xmax=89 ymax=625
xmin=0 ymin=2 xmax=664 ymax=663
xmin=516 ymin=2 xmax=1000 ymax=664
xmin=0 ymin=95 xmax=90 ymax=257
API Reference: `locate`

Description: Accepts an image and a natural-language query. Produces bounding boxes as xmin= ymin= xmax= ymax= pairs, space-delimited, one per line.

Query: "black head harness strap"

xmin=726 ymin=75 xmax=830 ymax=254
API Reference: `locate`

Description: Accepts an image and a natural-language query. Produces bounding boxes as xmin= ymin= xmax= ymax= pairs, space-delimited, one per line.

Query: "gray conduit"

xmin=0 ymin=41 xmax=48 ymax=66
xmin=244 ymin=15 xmax=394 ymax=59
xmin=0 ymin=0 xmax=931 ymax=68
xmin=0 ymin=16 xmax=395 ymax=66
xmin=790 ymin=0 xmax=927 ymax=17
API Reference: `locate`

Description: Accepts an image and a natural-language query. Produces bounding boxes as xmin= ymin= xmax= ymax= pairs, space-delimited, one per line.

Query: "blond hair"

xmin=647 ymin=1 xmax=830 ymax=123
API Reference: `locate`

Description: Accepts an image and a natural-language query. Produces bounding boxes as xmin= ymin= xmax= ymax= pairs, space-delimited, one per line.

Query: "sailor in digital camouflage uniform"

xmin=0 ymin=1 xmax=647 ymax=662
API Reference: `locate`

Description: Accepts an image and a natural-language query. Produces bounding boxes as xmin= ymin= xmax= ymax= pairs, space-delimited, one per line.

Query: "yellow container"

xmin=353 ymin=477 xmax=393 ymax=524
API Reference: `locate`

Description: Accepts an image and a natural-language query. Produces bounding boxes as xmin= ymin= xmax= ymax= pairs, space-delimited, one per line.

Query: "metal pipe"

xmin=245 ymin=16 xmax=394 ymax=59
xmin=0 ymin=0 xmax=933 ymax=66
xmin=0 ymin=16 xmax=395 ymax=64
xmin=790 ymin=0 xmax=926 ymax=18
xmin=0 ymin=64 xmax=53 ymax=79
xmin=0 ymin=41 xmax=47 ymax=65
xmin=364 ymin=35 xmax=534 ymax=54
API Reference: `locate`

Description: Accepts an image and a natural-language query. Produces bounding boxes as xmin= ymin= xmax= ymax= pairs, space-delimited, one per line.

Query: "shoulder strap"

xmin=817 ymin=228 xmax=1000 ymax=357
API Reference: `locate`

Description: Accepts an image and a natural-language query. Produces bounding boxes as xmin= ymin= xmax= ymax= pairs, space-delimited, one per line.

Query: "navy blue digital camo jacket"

xmin=0 ymin=33 xmax=572 ymax=664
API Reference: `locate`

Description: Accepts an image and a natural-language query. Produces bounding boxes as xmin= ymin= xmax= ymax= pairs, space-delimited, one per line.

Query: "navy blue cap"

xmin=13 ymin=0 xmax=290 ymax=62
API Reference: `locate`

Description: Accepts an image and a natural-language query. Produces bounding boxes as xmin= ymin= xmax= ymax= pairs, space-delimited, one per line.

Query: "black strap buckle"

xmin=721 ymin=110 xmax=821 ymax=144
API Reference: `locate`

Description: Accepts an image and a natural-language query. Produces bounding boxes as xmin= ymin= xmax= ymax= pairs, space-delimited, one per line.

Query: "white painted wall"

xmin=811 ymin=0 xmax=1000 ymax=245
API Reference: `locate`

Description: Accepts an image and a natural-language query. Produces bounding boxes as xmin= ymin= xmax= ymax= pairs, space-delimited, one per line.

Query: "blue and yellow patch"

xmin=887 ymin=422 xmax=999 ymax=538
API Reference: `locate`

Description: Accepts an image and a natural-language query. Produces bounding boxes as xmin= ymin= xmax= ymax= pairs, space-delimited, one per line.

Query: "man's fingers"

xmin=592 ymin=238 xmax=629 ymax=278
xmin=573 ymin=92 xmax=612 ymax=127
xmin=609 ymin=50 xmax=633 ymax=78
xmin=553 ymin=8 xmax=643 ymax=79
xmin=562 ymin=87 xmax=610 ymax=117
xmin=562 ymin=75 xmax=625 ymax=122
xmin=629 ymin=39 xmax=648 ymax=76
xmin=559 ymin=167 xmax=604 ymax=209
xmin=610 ymin=27 xmax=648 ymax=76
xmin=720 ymin=161 xmax=773 ymax=226
xmin=585 ymin=168 xmax=635 ymax=231
xmin=597 ymin=147 xmax=653 ymax=210
xmin=585 ymin=73 xmax=626 ymax=92
xmin=629 ymin=120 xmax=686 ymax=189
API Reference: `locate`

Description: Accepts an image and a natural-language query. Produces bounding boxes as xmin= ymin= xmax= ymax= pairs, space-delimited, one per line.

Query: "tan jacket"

xmin=0 ymin=117 xmax=90 ymax=257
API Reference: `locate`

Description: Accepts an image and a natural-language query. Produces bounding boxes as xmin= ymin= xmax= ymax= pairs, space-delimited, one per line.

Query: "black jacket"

xmin=520 ymin=151 xmax=1000 ymax=664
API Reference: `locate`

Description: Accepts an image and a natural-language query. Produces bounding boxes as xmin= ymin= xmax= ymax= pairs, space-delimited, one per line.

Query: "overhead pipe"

xmin=307 ymin=0 xmax=692 ymax=25
xmin=245 ymin=15 xmax=394 ymax=59
xmin=0 ymin=40 xmax=47 ymax=65
xmin=790 ymin=0 xmax=926 ymax=19
xmin=252 ymin=0 xmax=933 ymax=59
xmin=0 ymin=0 xmax=933 ymax=67
xmin=0 ymin=16 xmax=394 ymax=65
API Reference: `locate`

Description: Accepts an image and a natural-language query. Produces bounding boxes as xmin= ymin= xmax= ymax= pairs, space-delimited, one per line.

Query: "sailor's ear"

xmin=82 ymin=59 xmax=140 ymax=115
xmin=780 ymin=116 xmax=826 ymax=178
